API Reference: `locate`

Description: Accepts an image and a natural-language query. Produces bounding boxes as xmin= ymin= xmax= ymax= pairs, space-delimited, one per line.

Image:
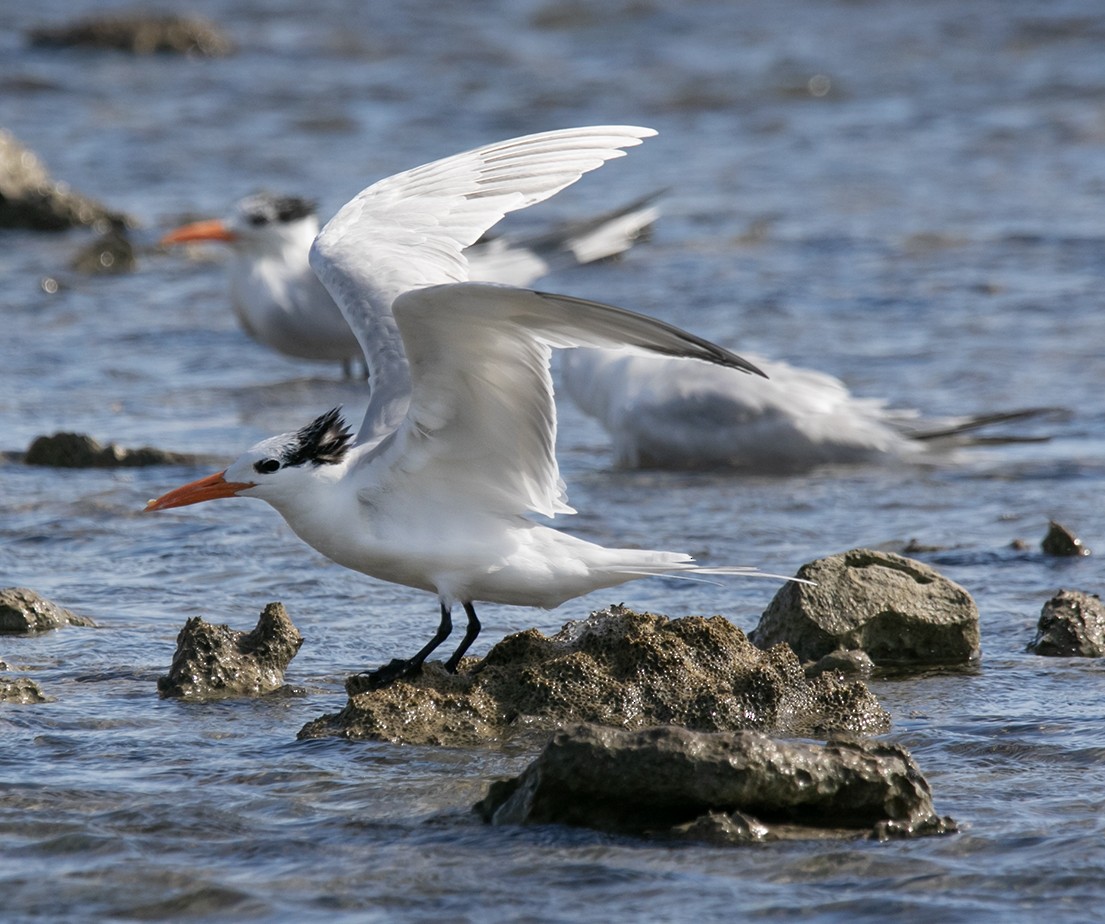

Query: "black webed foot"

xmin=345 ymin=658 xmax=421 ymax=694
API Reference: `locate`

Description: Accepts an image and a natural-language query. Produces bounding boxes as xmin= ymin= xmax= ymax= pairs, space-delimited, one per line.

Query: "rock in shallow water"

xmin=1027 ymin=589 xmax=1105 ymax=657
xmin=158 ymin=602 xmax=304 ymax=700
xmin=475 ymin=723 xmax=957 ymax=843
xmin=0 ymin=129 xmax=128 ymax=231
xmin=0 ymin=587 xmax=96 ymax=633
xmin=1041 ymin=521 xmax=1091 ymax=557
xmin=750 ymin=548 xmax=980 ymax=668
xmin=27 ymin=12 xmax=234 ymax=57
xmin=0 ymin=677 xmax=49 ymax=704
xmin=298 ymin=605 xmax=890 ymax=746
xmin=23 ymin=432 xmax=198 ymax=467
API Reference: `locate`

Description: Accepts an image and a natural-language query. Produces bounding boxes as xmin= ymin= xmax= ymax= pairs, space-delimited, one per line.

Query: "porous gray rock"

xmin=750 ymin=549 xmax=980 ymax=668
xmin=24 ymin=432 xmax=196 ymax=467
xmin=0 ymin=587 xmax=96 ymax=633
xmin=28 ymin=12 xmax=233 ymax=56
xmin=0 ymin=129 xmax=127 ymax=231
xmin=475 ymin=723 xmax=957 ymax=844
xmin=298 ymin=605 xmax=890 ymax=747
xmin=157 ymin=602 xmax=304 ymax=700
xmin=0 ymin=677 xmax=49 ymax=704
xmin=1027 ymin=590 xmax=1105 ymax=657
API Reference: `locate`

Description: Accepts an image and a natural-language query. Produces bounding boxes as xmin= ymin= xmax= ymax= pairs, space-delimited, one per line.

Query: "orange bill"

xmin=160 ymin=219 xmax=237 ymax=246
xmin=145 ymin=471 xmax=255 ymax=511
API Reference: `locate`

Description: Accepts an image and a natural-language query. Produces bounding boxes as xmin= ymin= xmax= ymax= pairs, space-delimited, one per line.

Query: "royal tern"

xmin=561 ymin=349 xmax=1051 ymax=472
xmin=161 ymin=188 xmax=659 ymax=374
xmin=146 ymin=126 xmax=782 ymax=689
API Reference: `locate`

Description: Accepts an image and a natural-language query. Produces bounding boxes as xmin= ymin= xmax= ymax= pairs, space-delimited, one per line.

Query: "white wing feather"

xmin=308 ymin=126 xmax=657 ymax=444
xmin=364 ymin=283 xmax=762 ymax=518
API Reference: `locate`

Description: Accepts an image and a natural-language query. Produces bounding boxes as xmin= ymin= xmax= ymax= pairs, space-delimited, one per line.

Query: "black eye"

xmin=246 ymin=213 xmax=269 ymax=227
xmin=253 ymin=458 xmax=280 ymax=474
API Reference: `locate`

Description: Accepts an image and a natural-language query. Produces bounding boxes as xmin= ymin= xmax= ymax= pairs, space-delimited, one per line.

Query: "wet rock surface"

xmin=23 ymin=432 xmax=198 ymax=468
xmin=1041 ymin=521 xmax=1091 ymax=557
xmin=158 ymin=603 xmax=304 ymax=700
xmin=1027 ymin=590 xmax=1105 ymax=657
xmin=28 ymin=12 xmax=234 ymax=57
xmin=298 ymin=605 xmax=890 ymax=747
xmin=750 ymin=549 xmax=980 ymax=668
xmin=475 ymin=723 xmax=957 ymax=844
xmin=0 ymin=587 xmax=96 ymax=633
xmin=0 ymin=129 xmax=128 ymax=231
xmin=0 ymin=677 xmax=49 ymax=704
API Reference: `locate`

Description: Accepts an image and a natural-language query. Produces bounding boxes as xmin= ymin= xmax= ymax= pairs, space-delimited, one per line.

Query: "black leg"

xmin=443 ymin=602 xmax=481 ymax=674
xmin=347 ymin=603 xmax=453 ymax=693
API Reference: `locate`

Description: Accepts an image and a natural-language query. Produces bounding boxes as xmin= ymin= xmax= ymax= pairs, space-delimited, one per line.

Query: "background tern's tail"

xmin=905 ymin=406 xmax=1067 ymax=445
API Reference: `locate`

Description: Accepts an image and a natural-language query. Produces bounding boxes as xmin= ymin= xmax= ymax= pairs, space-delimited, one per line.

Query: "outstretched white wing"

xmin=363 ymin=283 xmax=764 ymax=518
xmin=308 ymin=126 xmax=657 ymax=444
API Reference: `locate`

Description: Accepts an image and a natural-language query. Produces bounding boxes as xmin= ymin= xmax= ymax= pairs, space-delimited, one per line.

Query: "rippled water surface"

xmin=3 ymin=1 xmax=1105 ymax=921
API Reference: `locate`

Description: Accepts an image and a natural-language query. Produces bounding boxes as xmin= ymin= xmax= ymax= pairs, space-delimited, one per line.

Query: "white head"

xmin=145 ymin=408 xmax=354 ymax=514
xmin=160 ymin=192 xmax=320 ymax=257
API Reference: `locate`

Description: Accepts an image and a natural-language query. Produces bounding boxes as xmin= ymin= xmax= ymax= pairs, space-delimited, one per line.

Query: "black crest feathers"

xmin=285 ymin=408 xmax=353 ymax=466
xmin=239 ymin=192 xmax=317 ymax=227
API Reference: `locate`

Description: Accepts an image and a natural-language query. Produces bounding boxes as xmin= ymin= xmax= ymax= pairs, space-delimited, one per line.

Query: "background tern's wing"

xmin=367 ymin=282 xmax=763 ymax=518
xmin=308 ymin=126 xmax=657 ymax=445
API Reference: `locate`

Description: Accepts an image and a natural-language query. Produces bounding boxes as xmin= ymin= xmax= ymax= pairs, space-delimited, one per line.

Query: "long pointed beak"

xmin=144 ymin=470 xmax=256 ymax=511
xmin=160 ymin=219 xmax=238 ymax=246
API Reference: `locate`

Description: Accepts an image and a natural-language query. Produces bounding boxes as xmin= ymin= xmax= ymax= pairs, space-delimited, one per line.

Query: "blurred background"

xmin=2 ymin=1 xmax=1105 ymax=920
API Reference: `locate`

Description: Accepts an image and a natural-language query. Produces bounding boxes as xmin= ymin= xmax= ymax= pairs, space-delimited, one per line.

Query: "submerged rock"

xmin=0 ymin=677 xmax=49 ymax=704
xmin=69 ymin=224 xmax=136 ymax=274
xmin=476 ymin=723 xmax=957 ymax=843
xmin=298 ymin=605 xmax=890 ymax=747
xmin=1027 ymin=590 xmax=1105 ymax=657
xmin=1041 ymin=521 xmax=1091 ymax=557
xmin=24 ymin=432 xmax=197 ymax=468
xmin=805 ymin=648 xmax=876 ymax=678
xmin=750 ymin=549 xmax=980 ymax=668
xmin=157 ymin=602 xmax=304 ymax=700
xmin=0 ymin=587 xmax=96 ymax=633
xmin=0 ymin=129 xmax=128 ymax=231
xmin=27 ymin=12 xmax=234 ymax=57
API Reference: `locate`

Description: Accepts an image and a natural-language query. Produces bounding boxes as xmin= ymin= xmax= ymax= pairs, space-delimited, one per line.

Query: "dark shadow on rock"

xmin=750 ymin=548 xmax=980 ymax=670
xmin=0 ymin=129 xmax=130 ymax=231
xmin=298 ymin=605 xmax=890 ymax=747
xmin=1027 ymin=589 xmax=1105 ymax=657
xmin=475 ymin=723 xmax=957 ymax=844
xmin=0 ymin=677 xmax=50 ymax=704
xmin=158 ymin=602 xmax=304 ymax=701
xmin=27 ymin=12 xmax=234 ymax=56
xmin=0 ymin=587 xmax=96 ymax=633
xmin=22 ymin=432 xmax=203 ymax=468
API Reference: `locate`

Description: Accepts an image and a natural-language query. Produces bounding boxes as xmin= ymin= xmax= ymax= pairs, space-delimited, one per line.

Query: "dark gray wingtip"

xmin=718 ymin=347 xmax=768 ymax=379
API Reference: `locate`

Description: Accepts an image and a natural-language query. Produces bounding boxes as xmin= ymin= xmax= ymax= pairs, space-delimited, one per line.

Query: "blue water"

xmin=3 ymin=0 xmax=1105 ymax=920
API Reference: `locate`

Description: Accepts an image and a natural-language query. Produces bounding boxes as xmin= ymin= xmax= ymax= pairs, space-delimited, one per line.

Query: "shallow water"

xmin=2 ymin=0 xmax=1105 ymax=920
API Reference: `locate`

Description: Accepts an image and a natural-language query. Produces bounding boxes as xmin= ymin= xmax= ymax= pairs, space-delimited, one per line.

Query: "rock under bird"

xmin=160 ymin=185 xmax=660 ymax=375
xmin=145 ymin=126 xmax=784 ymax=690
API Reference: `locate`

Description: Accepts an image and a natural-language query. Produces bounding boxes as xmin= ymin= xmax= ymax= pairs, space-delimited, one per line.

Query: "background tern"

xmin=160 ymin=187 xmax=660 ymax=376
xmin=145 ymin=126 xmax=785 ymax=690
xmin=160 ymin=169 xmax=1051 ymax=474
xmin=561 ymin=349 xmax=1055 ymax=473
